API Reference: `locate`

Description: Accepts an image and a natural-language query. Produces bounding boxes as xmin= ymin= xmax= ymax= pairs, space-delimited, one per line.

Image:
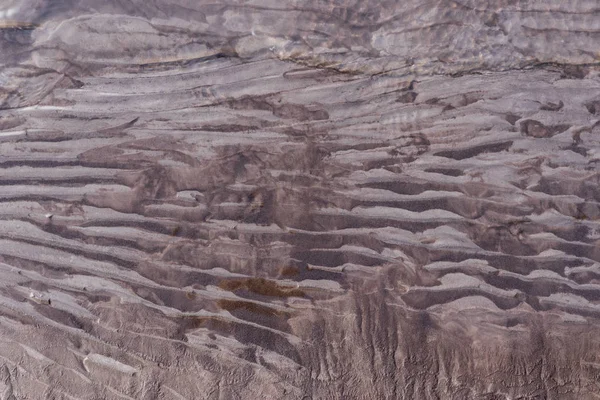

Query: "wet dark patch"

xmin=225 ymin=95 xmax=273 ymax=112
xmin=520 ymin=120 xmax=570 ymax=138
xmin=293 ymin=248 xmax=383 ymax=268
xmin=470 ymin=225 xmax=537 ymax=256
xmin=35 ymin=305 xmax=93 ymax=332
xmin=218 ymin=278 xmax=305 ymax=298
xmin=542 ymin=220 xmax=592 ymax=243
xmin=443 ymin=93 xmax=482 ymax=108
xmin=520 ymin=119 xmax=551 ymax=138
xmin=274 ymin=104 xmax=329 ymax=121
xmin=396 ymin=91 xmax=417 ymax=103
xmin=504 ymin=113 xmax=521 ymax=125
xmin=483 ymin=12 xmax=500 ymax=27
xmin=424 ymin=168 xmax=463 ymax=177
xmin=584 ymin=100 xmax=600 ymax=115
xmin=540 ymin=100 xmax=563 ymax=111
xmin=533 ymin=176 xmax=600 ymax=199
xmin=570 ymin=145 xmax=588 ymax=157
xmin=434 ymin=141 xmax=512 ymax=160
xmin=238 ymin=347 xmax=258 ymax=363
xmin=132 ymin=286 xmax=206 ymax=312
xmin=217 ymin=299 xmax=287 ymax=317
xmin=568 ymin=269 xmax=600 ymax=285
xmin=559 ymin=64 xmax=591 ymax=79
xmin=225 ymin=95 xmax=329 ymax=121
xmin=389 ymin=133 xmax=430 ymax=158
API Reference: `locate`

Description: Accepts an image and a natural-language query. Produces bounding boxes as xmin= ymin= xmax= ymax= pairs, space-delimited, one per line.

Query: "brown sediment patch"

xmin=0 ymin=21 xmax=38 ymax=30
xmin=218 ymin=278 xmax=305 ymax=298
xmin=280 ymin=266 xmax=300 ymax=277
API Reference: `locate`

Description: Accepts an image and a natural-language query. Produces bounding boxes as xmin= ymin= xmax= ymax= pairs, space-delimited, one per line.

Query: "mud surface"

xmin=1 ymin=1 xmax=600 ymax=399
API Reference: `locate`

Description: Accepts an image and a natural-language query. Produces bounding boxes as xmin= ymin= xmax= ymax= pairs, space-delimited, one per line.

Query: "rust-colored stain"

xmin=218 ymin=277 xmax=305 ymax=298
xmin=185 ymin=291 xmax=197 ymax=300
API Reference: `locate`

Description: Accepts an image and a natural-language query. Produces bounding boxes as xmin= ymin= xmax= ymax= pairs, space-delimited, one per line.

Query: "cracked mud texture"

xmin=1 ymin=0 xmax=600 ymax=399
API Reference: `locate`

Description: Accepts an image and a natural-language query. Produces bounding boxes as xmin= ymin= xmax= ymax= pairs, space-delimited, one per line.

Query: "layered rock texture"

xmin=1 ymin=1 xmax=600 ymax=399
